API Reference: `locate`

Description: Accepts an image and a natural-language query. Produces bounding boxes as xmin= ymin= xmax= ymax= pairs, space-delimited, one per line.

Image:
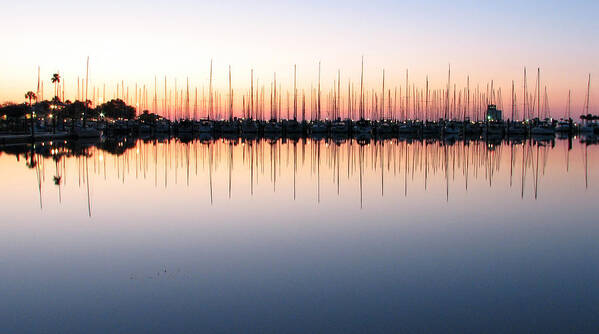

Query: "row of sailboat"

xmin=114 ymin=62 xmax=596 ymax=137
xmin=41 ymin=58 xmax=597 ymax=138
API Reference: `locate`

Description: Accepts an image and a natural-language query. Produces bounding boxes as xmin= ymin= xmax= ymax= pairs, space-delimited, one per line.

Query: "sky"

xmin=1 ymin=0 xmax=598 ymax=117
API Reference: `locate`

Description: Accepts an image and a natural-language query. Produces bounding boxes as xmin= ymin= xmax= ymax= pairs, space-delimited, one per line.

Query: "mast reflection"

xmin=2 ymin=135 xmax=597 ymax=215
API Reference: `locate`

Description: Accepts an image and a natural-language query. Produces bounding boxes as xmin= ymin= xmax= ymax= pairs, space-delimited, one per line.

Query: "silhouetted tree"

xmin=97 ymin=99 xmax=136 ymax=120
xmin=51 ymin=73 xmax=61 ymax=100
xmin=33 ymin=100 xmax=50 ymax=117
xmin=64 ymin=101 xmax=86 ymax=120
xmin=25 ymin=91 xmax=36 ymax=106
xmin=24 ymin=91 xmax=37 ymax=135
xmin=137 ymin=110 xmax=161 ymax=125
xmin=0 ymin=104 xmax=28 ymax=132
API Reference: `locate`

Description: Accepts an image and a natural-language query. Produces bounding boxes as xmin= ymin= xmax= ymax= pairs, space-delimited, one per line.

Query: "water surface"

xmin=1 ymin=136 xmax=598 ymax=333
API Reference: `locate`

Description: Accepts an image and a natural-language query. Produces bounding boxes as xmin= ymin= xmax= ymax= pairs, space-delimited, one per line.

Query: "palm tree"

xmin=51 ymin=73 xmax=61 ymax=101
xmin=25 ymin=91 xmax=36 ymax=106
xmin=50 ymin=96 xmax=62 ymax=133
xmin=25 ymin=91 xmax=37 ymax=136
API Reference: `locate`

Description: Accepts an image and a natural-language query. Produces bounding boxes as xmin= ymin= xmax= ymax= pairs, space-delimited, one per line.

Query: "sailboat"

xmin=286 ymin=65 xmax=303 ymax=135
xmin=442 ymin=66 xmax=461 ymax=136
xmin=507 ymin=121 xmax=527 ymax=135
xmin=197 ymin=60 xmax=215 ymax=134
xmin=578 ymin=74 xmax=597 ymax=134
xmin=197 ymin=119 xmax=214 ymax=133
xmin=263 ymin=119 xmax=282 ymax=134
xmin=375 ymin=70 xmax=393 ymax=136
xmin=177 ymin=78 xmax=194 ymax=134
xmin=556 ymin=89 xmax=573 ymax=134
xmin=399 ymin=70 xmax=418 ymax=135
xmin=353 ymin=119 xmax=372 ymax=135
xmin=72 ymin=57 xmax=101 ymax=139
xmin=309 ymin=121 xmax=328 ymax=134
xmin=285 ymin=119 xmax=303 ymax=134
xmin=331 ymin=119 xmax=349 ymax=135
xmin=507 ymin=79 xmax=526 ymax=135
xmin=264 ymin=73 xmax=283 ymax=135
xmin=310 ymin=62 xmax=328 ymax=135
xmin=331 ymin=70 xmax=349 ymax=136
xmin=242 ymin=69 xmax=259 ymax=134
xmin=530 ymin=121 xmax=555 ymax=135
xmin=530 ymin=69 xmax=555 ymax=136
xmin=530 ymin=119 xmax=555 ymax=134
xmin=241 ymin=118 xmax=258 ymax=134
xmin=353 ymin=57 xmax=372 ymax=136
xmin=221 ymin=66 xmax=239 ymax=134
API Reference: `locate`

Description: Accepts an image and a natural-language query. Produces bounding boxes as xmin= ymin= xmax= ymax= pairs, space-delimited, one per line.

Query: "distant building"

xmin=486 ymin=104 xmax=502 ymax=121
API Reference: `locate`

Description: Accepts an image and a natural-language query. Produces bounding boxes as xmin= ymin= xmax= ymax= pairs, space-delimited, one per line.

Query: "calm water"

xmin=1 ymin=136 xmax=599 ymax=333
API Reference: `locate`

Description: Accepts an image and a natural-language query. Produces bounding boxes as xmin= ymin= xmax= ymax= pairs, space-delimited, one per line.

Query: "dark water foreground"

xmin=1 ymin=137 xmax=598 ymax=333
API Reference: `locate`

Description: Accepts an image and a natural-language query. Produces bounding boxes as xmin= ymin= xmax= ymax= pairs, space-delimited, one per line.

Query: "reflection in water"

xmin=2 ymin=136 xmax=597 ymax=216
xmin=2 ymin=136 xmax=599 ymax=333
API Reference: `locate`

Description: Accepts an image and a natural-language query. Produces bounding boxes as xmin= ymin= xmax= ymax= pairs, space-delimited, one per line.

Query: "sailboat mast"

xmin=228 ymin=65 xmax=233 ymax=121
xmin=586 ymin=74 xmax=591 ymax=115
xmin=318 ymin=61 xmax=321 ymax=121
xmin=537 ymin=67 xmax=541 ymax=120
xmin=511 ymin=80 xmax=515 ymax=120
xmin=523 ymin=68 xmax=527 ymax=120
xmin=490 ymin=80 xmax=495 ymax=106
xmin=302 ymin=90 xmax=306 ymax=121
xmin=405 ymin=69 xmax=409 ymax=120
xmin=445 ymin=65 xmax=450 ymax=120
xmin=209 ymin=60 xmax=213 ymax=120
xmin=453 ymin=84 xmax=456 ymax=120
xmin=425 ymin=76 xmax=429 ymax=121
xmin=84 ymin=56 xmax=89 ymax=126
xmin=186 ymin=77 xmax=190 ymax=120
xmin=348 ymin=81 xmax=351 ymax=120
xmin=568 ymin=89 xmax=571 ymax=119
xmin=544 ymin=86 xmax=549 ymax=118
xmin=250 ymin=69 xmax=254 ymax=120
xmin=337 ymin=69 xmax=340 ymax=120
xmin=294 ymin=64 xmax=297 ymax=120
xmin=381 ymin=69 xmax=385 ymax=120
xmin=466 ymin=75 xmax=470 ymax=120
xmin=36 ymin=66 xmax=40 ymax=103
xmin=360 ymin=57 xmax=364 ymax=120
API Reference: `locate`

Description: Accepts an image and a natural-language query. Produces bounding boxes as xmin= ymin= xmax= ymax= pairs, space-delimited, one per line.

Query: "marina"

xmin=3 ymin=0 xmax=599 ymax=332
xmin=2 ymin=63 xmax=599 ymax=333
xmin=3 ymin=64 xmax=597 ymax=144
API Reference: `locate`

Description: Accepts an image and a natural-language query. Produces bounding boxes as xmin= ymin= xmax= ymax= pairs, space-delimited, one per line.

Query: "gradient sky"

xmin=1 ymin=0 xmax=598 ymax=116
